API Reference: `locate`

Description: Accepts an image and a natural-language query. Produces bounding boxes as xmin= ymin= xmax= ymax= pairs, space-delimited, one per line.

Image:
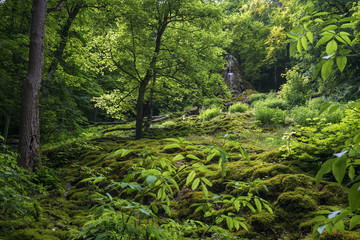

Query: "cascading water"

xmin=226 ymin=53 xmax=233 ymax=90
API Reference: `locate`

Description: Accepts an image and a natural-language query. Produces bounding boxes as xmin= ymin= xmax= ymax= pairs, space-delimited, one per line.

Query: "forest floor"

xmin=1 ymin=107 xmax=359 ymax=240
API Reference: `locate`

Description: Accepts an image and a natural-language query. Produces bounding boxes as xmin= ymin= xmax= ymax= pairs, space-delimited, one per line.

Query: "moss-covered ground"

xmin=1 ymin=109 xmax=359 ymax=240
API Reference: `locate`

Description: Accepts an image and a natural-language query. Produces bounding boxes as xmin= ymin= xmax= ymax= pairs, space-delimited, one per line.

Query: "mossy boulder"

xmin=276 ymin=189 xmax=318 ymax=214
xmin=250 ymin=212 xmax=275 ymax=232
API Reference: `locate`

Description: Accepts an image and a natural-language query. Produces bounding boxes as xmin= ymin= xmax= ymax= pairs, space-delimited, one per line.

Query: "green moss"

xmin=250 ymin=212 xmax=275 ymax=232
xmin=5 ymin=228 xmax=68 ymax=240
xmin=276 ymin=189 xmax=317 ymax=213
xmin=282 ymin=174 xmax=314 ymax=192
xmin=250 ymin=163 xmax=296 ymax=180
xmin=318 ymin=182 xmax=348 ymax=205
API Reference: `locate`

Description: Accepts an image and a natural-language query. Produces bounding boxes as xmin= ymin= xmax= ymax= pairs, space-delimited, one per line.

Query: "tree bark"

xmin=18 ymin=0 xmax=47 ymax=170
xmin=3 ymin=114 xmax=11 ymax=145
xmin=135 ymin=80 xmax=148 ymax=139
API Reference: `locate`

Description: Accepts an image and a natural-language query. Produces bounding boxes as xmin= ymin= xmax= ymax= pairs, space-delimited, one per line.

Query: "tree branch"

xmin=47 ymin=0 xmax=67 ymax=13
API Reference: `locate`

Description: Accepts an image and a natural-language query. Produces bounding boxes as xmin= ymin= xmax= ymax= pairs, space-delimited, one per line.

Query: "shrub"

xmin=229 ymin=102 xmax=248 ymax=114
xmin=291 ymin=98 xmax=343 ymax=126
xmin=202 ymin=97 xmax=224 ymax=108
xmin=252 ymin=97 xmax=289 ymax=110
xmin=254 ymin=105 xmax=286 ymax=126
xmin=199 ymin=107 xmax=222 ymax=121
xmin=291 ymin=106 xmax=317 ymax=126
xmin=249 ymin=93 xmax=267 ymax=103
xmin=0 ymin=142 xmax=37 ymax=220
xmin=280 ymin=67 xmax=311 ymax=107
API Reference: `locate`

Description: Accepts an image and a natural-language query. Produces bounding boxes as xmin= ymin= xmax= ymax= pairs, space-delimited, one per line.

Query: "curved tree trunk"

xmin=18 ymin=0 xmax=47 ymax=170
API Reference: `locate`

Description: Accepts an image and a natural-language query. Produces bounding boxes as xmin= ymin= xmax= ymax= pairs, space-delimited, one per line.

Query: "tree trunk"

xmin=3 ymin=114 xmax=11 ymax=145
xmin=18 ymin=0 xmax=47 ymax=170
xmin=135 ymin=81 xmax=148 ymax=139
xmin=134 ymin=22 xmax=168 ymax=139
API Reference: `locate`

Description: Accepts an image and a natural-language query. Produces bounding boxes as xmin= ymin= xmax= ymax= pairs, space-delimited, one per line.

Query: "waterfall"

xmin=226 ymin=53 xmax=233 ymax=90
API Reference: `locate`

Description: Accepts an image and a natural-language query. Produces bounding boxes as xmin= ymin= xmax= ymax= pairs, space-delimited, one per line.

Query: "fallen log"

xmin=103 ymin=127 xmax=136 ymax=134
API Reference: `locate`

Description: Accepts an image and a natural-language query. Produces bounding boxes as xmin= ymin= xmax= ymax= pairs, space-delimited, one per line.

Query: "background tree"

xmin=87 ymin=0 xmax=227 ymax=139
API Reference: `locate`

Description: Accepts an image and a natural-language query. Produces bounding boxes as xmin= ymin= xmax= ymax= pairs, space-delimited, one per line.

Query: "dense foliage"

xmin=0 ymin=0 xmax=360 ymax=239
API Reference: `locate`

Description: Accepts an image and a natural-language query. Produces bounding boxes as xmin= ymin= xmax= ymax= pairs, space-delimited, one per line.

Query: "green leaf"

xmin=315 ymin=34 xmax=333 ymax=48
xmin=164 ymin=138 xmax=181 ymax=143
xmin=321 ymin=59 xmax=333 ymax=80
xmin=234 ymin=200 xmax=240 ymax=212
xmin=300 ymin=15 xmax=311 ymax=22
xmin=305 ymin=5 xmax=314 ymax=14
xmin=186 ymin=154 xmax=200 ymax=161
xmin=186 ymin=171 xmax=196 ymax=185
xmin=287 ymin=32 xmax=299 ymax=39
xmin=350 ymin=215 xmax=360 ymax=230
xmin=226 ymin=216 xmax=234 ymax=231
xmin=323 ymin=25 xmax=338 ymax=31
xmin=328 ymin=105 xmax=340 ymax=114
xmin=94 ymin=205 xmax=104 ymax=219
xmin=316 ymin=209 xmax=331 ymax=214
xmin=201 ymin=182 xmax=209 ymax=198
xmin=290 ymin=42 xmax=297 ymax=56
xmin=339 ymin=33 xmax=352 ymax=45
xmin=326 ymin=40 xmax=338 ymax=55
xmin=254 ymin=198 xmax=262 ymax=212
xmin=334 ymin=220 xmax=344 ymax=234
xmin=315 ymin=158 xmax=335 ymax=186
xmin=297 ymin=39 xmax=302 ymax=53
xmin=349 ymin=182 xmax=360 ymax=212
xmin=173 ymin=154 xmax=184 ymax=161
xmin=151 ymin=204 xmax=158 ymax=214
xmin=263 ymin=203 xmax=273 ymax=214
xmin=192 ymin=178 xmax=200 ymax=190
xmin=121 ymin=149 xmax=133 ymax=158
xmin=314 ymin=18 xmax=324 ymax=23
xmin=332 ymin=156 xmax=347 ymax=184
xmin=162 ymin=204 xmax=171 ymax=216
xmin=201 ymin=177 xmax=213 ymax=187
xmin=163 ymin=143 xmax=182 ymax=151
xmin=341 ymin=23 xmax=356 ymax=28
xmin=301 ymin=36 xmax=308 ymax=50
xmin=313 ymin=60 xmax=325 ymax=79
xmin=339 ymin=49 xmax=352 ymax=55
xmin=314 ymin=12 xmax=330 ymax=17
xmin=146 ymin=175 xmax=157 ymax=186
xmin=307 ymin=31 xmax=314 ymax=43
xmin=354 ymin=133 xmax=360 ymax=144
xmin=336 ymin=56 xmax=347 ymax=73
xmin=206 ymin=153 xmax=217 ymax=163
xmin=348 ymin=165 xmax=355 ymax=181
xmin=239 ymin=222 xmax=248 ymax=231
xmin=291 ymin=27 xmax=303 ymax=34
xmin=107 ymin=149 xmax=124 ymax=158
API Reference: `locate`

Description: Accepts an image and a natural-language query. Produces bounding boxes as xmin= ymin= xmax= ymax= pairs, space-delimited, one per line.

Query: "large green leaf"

xmin=332 ymin=156 xmax=347 ymax=184
xmin=186 ymin=170 xmax=196 ymax=185
xmin=336 ymin=56 xmax=347 ymax=73
xmin=306 ymin=31 xmax=314 ymax=43
xmin=191 ymin=177 xmax=200 ymax=190
xmin=349 ymin=183 xmax=360 ymax=211
xmin=321 ymin=59 xmax=333 ymax=80
xmin=315 ymin=158 xmax=335 ymax=186
xmin=315 ymin=34 xmax=333 ymax=48
xmin=326 ymin=40 xmax=337 ymax=55
xmin=301 ymin=36 xmax=308 ymax=50
xmin=350 ymin=215 xmax=360 ymax=230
